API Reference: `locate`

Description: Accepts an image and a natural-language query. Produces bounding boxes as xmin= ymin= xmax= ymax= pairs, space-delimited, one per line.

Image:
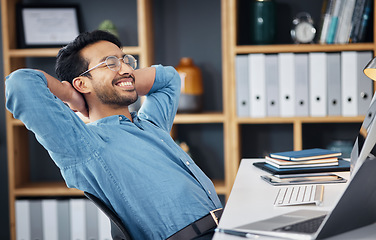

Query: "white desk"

xmin=213 ymin=159 xmax=376 ymax=240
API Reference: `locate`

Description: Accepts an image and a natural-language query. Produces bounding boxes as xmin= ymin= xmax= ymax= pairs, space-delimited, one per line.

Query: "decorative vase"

xmin=250 ymin=0 xmax=276 ymax=44
xmin=175 ymin=57 xmax=203 ymax=113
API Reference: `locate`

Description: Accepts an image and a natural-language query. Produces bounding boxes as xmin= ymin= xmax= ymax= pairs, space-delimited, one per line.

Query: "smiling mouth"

xmin=116 ymin=81 xmax=133 ymax=87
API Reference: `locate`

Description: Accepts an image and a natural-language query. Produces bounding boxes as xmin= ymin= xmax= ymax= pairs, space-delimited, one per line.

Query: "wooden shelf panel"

xmin=212 ymin=179 xmax=226 ymax=195
xmin=14 ymin=182 xmax=83 ymax=197
xmin=8 ymin=46 xmax=140 ymax=58
xmin=237 ymin=116 xmax=365 ymax=124
xmin=235 ymin=43 xmax=375 ymax=54
xmin=174 ymin=112 xmax=225 ymax=124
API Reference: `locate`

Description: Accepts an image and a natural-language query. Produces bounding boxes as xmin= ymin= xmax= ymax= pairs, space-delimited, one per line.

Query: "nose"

xmin=118 ymin=61 xmax=133 ymax=74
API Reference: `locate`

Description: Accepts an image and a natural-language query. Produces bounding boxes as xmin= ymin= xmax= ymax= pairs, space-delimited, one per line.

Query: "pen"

xmin=215 ymin=228 xmax=259 ymax=238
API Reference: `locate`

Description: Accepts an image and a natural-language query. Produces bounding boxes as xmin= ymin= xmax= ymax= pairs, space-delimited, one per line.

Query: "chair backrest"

xmin=84 ymin=192 xmax=132 ymax=240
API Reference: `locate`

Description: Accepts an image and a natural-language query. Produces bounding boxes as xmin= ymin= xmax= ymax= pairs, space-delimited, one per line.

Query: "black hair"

xmin=55 ymin=30 xmax=122 ymax=84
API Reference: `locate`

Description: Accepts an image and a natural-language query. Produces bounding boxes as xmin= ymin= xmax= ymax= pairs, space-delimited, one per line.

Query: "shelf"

xmin=174 ymin=112 xmax=225 ymax=124
xmin=235 ymin=43 xmax=375 ymax=54
xmin=14 ymin=182 xmax=83 ymax=197
xmin=237 ymin=116 xmax=365 ymax=124
xmin=212 ymin=180 xmax=226 ymax=194
xmin=8 ymin=46 xmax=141 ymax=58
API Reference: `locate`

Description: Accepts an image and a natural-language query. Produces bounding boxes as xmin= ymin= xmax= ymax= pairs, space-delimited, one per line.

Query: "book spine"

xmin=349 ymin=0 xmax=367 ymax=42
xmin=357 ymin=0 xmax=372 ymax=42
xmin=326 ymin=0 xmax=344 ymax=43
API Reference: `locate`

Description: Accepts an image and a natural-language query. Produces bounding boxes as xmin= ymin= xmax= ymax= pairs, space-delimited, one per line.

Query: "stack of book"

xmin=265 ymin=148 xmax=342 ymax=169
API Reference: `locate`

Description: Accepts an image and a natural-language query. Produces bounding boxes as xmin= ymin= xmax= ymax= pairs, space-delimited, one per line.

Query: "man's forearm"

xmin=133 ymin=67 xmax=156 ymax=96
xmin=36 ymin=70 xmax=88 ymax=116
xmin=36 ymin=70 xmax=73 ymax=102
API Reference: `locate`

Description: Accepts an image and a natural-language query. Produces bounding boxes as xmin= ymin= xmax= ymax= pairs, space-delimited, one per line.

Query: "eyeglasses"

xmin=79 ymin=54 xmax=137 ymax=76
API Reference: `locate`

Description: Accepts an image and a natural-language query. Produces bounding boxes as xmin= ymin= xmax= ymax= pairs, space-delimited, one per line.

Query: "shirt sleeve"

xmin=138 ymin=65 xmax=181 ymax=132
xmin=5 ymin=69 xmax=96 ymax=169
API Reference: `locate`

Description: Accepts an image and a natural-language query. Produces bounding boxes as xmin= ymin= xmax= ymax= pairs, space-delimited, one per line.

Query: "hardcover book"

xmin=269 ymin=148 xmax=342 ymax=161
xmin=253 ymin=159 xmax=350 ymax=175
xmin=265 ymin=156 xmax=338 ymax=169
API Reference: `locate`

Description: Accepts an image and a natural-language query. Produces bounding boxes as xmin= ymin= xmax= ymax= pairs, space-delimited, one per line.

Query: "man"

xmin=6 ymin=30 xmax=222 ymax=240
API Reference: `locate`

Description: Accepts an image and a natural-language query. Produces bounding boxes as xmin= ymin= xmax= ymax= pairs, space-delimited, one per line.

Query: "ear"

xmin=72 ymin=77 xmax=91 ymax=94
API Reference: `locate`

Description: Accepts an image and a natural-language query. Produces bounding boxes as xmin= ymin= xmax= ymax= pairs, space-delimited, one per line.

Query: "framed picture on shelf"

xmin=16 ymin=4 xmax=82 ymax=48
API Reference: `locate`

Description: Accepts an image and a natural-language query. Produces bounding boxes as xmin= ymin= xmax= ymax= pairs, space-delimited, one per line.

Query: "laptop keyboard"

xmin=273 ymin=215 xmax=326 ymax=233
xmin=274 ymin=185 xmax=324 ymax=206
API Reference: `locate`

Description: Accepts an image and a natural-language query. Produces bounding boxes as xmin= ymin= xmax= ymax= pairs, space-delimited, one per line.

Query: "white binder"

xmin=309 ymin=52 xmax=327 ymax=117
xmin=57 ymin=199 xmax=71 ymax=240
xmin=42 ymin=199 xmax=58 ymax=240
xmin=327 ymin=52 xmax=342 ymax=116
xmin=341 ymin=51 xmax=358 ymax=116
xmin=357 ymin=51 xmax=373 ymax=115
xmin=235 ymin=55 xmax=250 ymax=117
xmin=265 ymin=54 xmax=280 ymax=117
xmin=70 ymin=198 xmax=87 ymax=240
xmin=29 ymin=200 xmax=43 ymax=240
xmin=278 ymin=53 xmax=295 ymax=117
xmin=249 ymin=53 xmax=266 ymax=118
xmin=16 ymin=200 xmax=31 ymax=240
xmin=98 ymin=206 xmax=112 ymax=240
xmin=86 ymin=199 xmax=99 ymax=240
xmin=294 ymin=53 xmax=309 ymax=116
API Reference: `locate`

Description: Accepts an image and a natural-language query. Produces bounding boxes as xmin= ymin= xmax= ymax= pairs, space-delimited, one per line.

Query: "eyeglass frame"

xmin=79 ymin=54 xmax=137 ymax=77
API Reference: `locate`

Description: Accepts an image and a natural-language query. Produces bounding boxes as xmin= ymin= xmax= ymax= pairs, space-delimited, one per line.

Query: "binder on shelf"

xmin=30 ymin=200 xmax=43 ymax=240
xmin=341 ymin=51 xmax=358 ymax=116
xmin=265 ymin=54 xmax=280 ymax=117
xmin=15 ymin=200 xmax=31 ymax=240
xmin=98 ymin=206 xmax=112 ymax=240
xmin=357 ymin=51 xmax=373 ymax=115
xmin=86 ymin=199 xmax=99 ymax=240
xmin=70 ymin=198 xmax=86 ymax=240
xmin=248 ymin=53 xmax=266 ymax=118
xmin=327 ymin=52 xmax=342 ymax=116
xmin=294 ymin=53 xmax=309 ymax=117
xmin=278 ymin=53 xmax=295 ymax=117
xmin=42 ymin=199 xmax=58 ymax=240
xmin=235 ymin=55 xmax=250 ymax=117
xmin=309 ymin=52 xmax=327 ymax=117
xmin=57 ymin=199 xmax=71 ymax=240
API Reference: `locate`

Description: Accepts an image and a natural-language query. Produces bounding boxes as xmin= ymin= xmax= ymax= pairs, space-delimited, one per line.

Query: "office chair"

xmin=84 ymin=192 xmax=132 ymax=240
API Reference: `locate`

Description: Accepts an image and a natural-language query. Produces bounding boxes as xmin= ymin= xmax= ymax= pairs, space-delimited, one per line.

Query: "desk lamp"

xmin=364 ymin=56 xmax=376 ymax=80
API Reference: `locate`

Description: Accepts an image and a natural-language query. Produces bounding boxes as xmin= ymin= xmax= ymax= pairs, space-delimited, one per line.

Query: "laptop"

xmin=228 ymin=94 xmax=376 ymax=240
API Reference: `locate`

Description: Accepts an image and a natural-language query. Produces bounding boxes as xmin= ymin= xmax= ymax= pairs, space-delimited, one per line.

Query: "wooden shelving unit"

xmin=221 ymin=0 xmax=376 ymax=198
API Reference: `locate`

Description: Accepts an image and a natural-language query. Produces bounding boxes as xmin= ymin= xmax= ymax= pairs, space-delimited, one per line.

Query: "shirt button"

xmin=119 ymin=116 xmax=123 ymax=120
xmin=186 ymin=161 xmax=190 ymax=166
xmin=161 ymin=139 xmax=164 ymax=142
xmin=208 ymin=190 xmax=212 ymax=194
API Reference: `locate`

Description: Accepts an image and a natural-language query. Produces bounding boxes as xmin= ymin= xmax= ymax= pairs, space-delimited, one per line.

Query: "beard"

xmin=93 ymin=84 xmax=138 ymax=107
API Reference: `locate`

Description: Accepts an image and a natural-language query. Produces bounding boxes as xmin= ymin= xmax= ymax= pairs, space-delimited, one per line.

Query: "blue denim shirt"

xmin=5 ymin=65 xmax=222 ymax=240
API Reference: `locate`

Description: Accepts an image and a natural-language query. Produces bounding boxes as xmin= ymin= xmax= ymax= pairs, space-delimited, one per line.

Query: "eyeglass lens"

xmin=107 ymin=55 xmax=137 ymax=71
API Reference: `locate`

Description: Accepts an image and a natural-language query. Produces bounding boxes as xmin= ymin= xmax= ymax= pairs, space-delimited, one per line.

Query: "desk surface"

xmin=213 ymin=159 xmax=376 ymax=240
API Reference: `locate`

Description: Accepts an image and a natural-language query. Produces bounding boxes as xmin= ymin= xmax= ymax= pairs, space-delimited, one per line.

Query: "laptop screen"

xmin=350 ymin=93 xmax=376 ymax=174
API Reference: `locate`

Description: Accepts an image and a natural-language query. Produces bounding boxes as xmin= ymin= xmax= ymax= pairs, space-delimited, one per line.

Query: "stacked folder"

xmin=265 ymin=148 xmax=342 ymax=169
xmin=235 ymin=51 xmax=373 ymax=118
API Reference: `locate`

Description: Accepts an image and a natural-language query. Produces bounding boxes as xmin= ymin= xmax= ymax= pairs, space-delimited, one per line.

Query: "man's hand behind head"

xmin=61 ymin=81 xmax=89 ymax=117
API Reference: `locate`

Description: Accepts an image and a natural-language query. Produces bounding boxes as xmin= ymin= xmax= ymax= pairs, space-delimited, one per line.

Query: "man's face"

xmin=80 ymin=40 xmax=138 ymax=107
